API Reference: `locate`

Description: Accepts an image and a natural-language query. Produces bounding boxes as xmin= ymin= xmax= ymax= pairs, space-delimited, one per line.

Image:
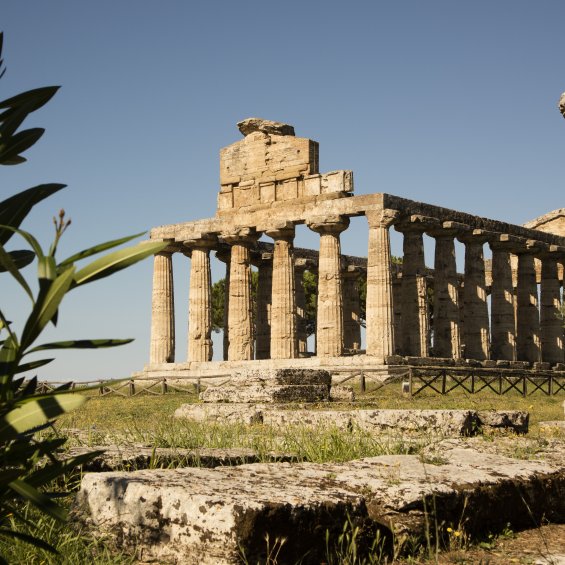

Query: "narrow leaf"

xmin=58 ymin=231 xmax=146 ymax=267
xmin=13 ymin=358 xmax=54 ymax=374
xmin=0 ymin=245 xmax=33 ymax=299
xmin=0 ymin=393 xmax=86 ymax=437
xmin=20 ymin=267 xmax=75 ymax=350
xmin=0 ymin=184 xmax=66 ymax=245
xmin=27 ymin=338 xmax=133 ymax=353
xmin=0 ymin=86 xmax=60 ymax=112
xmin=0 ymin=249 xmax=35 ymax=270
xmin=73 ymin=240 xmax=168 ymax=287
xmin=0 ymin=528 xmax=58 ymax=553
xmin=37 ymin=255 xmax=56 ymax=281
xmin=0 ymin=127 xmax=44 ymax=162
xmin=8 ymin=479 xmax=67 ymax=522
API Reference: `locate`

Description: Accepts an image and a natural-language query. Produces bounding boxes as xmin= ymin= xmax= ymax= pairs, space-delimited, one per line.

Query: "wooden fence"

xmin=408 ymin=367 xmax=565 ymax=397
xmin=35 ymin=366 xmax=565 ymax=398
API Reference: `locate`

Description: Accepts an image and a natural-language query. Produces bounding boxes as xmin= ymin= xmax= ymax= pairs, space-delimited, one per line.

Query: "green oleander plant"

xmin=0 ymin=31 xmax=166 ymax=559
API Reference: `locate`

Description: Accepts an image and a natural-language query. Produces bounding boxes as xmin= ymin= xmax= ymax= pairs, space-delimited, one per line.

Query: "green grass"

xmin=58 ymin=380 xmax=564 ymax=435
xmin=11 ymin=383 xmax=565 ymax=564
xmin=0 ymin=503 xmax=135 ymax=564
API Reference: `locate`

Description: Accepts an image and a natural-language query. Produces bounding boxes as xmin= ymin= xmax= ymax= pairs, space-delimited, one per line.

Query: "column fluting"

xmin=308 ymin=216 xmax=350 ymax=357
xmin=365 ymin=209 xmax=398 ymax=360
xmin=149 ymin=250 xmax=175 ymax=364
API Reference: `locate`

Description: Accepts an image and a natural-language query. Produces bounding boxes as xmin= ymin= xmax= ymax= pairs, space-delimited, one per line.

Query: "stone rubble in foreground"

xmin=74 ymin=439 xmax=565 ymax=565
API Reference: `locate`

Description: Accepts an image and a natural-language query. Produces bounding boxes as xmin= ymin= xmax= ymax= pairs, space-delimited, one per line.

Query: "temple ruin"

xmin=138 ymin=118 xmax=565 ymax=380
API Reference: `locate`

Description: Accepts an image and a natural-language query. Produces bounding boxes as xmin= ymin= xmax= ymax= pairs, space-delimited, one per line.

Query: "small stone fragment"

xmin=237 ymin=117 xmax=295 ymax=137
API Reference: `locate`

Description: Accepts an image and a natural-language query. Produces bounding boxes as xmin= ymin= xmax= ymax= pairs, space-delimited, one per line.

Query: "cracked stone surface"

xmin=75 ymin=439 xmax=565 ymax=565
xmin=175 ymin=405 xmax=528 ymax=436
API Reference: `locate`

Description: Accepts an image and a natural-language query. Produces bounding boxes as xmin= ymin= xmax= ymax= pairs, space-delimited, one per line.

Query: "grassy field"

xmin=57 ymin=379 xmax=564 ymax=435
xmin=4 ymin=382 xmax=563 ymax=564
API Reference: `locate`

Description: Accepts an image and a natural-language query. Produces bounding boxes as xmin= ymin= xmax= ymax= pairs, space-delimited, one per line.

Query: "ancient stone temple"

xmin=138 ymin=118 xmax=565 ymax=380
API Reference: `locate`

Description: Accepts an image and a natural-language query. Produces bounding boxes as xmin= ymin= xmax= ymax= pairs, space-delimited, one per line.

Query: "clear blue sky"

xmin=2 ymin=1 xmax=564 ymax=380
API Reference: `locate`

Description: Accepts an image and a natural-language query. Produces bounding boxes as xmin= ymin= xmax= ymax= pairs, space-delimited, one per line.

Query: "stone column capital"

xmin=341 ymin=264 xmax=365 ymax=279
xmin=394 ymin=215 xmax=440 ymax=234
xmin=426 ymin=221 xmax=470 ymax=239
xmin=365 ymin=208 xmax=400 ymax=229
xmin=250 ymin=250 xmax=273 ymax=268
xmin=513 ymin=239 xmax=545 ymax=255
xmin=456 ymin=228 xmax=495 ymax=245
xmin=183 ymin=234 xmax=218 ymax=256
xmin=222 ymin=227 xmax=261 ymax=246
xmin=307 ymin=215 xmax=350 ymax=235
xmin=538 ymin=244 xmax=565 ymax=261
xmin=215 ymin=247 xmax=231 ymax=264
xmin=265 ymin=225 xmax=295 ymax=241
xmin=489 ymin=233 xmax=523 ymax=252
xmin=294 ymin=257 xmax=312 ymax=273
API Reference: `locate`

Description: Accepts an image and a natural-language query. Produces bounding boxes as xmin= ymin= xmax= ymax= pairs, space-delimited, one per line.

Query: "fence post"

xmin=128 ymin=380 xmax=135 ymax=396
xmin=196 ymin=379 xmax=201 ymax=396
xmin=360 ymin=371 xmax=366 ymax=393
xmin=161 ymin=378 xmax=168 ymax=394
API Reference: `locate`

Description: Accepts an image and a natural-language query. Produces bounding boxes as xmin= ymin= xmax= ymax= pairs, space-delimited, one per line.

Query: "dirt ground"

xmin=416 ymin=523 xmax=565 ymax=564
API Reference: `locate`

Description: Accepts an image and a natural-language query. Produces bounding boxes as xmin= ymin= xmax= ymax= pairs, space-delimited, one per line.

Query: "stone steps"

xmin=74 ymin=440 xmax=565 ymax=564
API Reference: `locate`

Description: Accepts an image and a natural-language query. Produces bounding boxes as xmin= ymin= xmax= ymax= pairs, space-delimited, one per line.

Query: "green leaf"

xmin=73 ymin=240 xmax=168 ymax=287
xmin=58 ymin=231 xmax=146 ymax=268
xmin=8 ymin=479 xmax=67 ymax=522
xmin=0 ymin=127 xmax=44 ymax=163
xmin=37 ymin=254 xmax=56 ymax=281
xmin=0 ymin=528 xmax=58 ymax=554
xmin=0 ymin=393 xmax=86 ymax=437
xmin=0 ymin=249 xmax=34 ymax=271
xmin=27 ymin=450 xmax=105 ymax=488
xmin=12 ymin=358 xmax=54 ymax=374
xmin=27 ymin=338 xmax=133 ymax=354
xmin=0 ymin=184 xmax=66 ymax=245
xmin=0 ymin=86 xmax=59 ymax=112
xmin=20 ymin=267 xmax=75 ymax=350
xmin=0 ymin=245 xmax=33 ymax=300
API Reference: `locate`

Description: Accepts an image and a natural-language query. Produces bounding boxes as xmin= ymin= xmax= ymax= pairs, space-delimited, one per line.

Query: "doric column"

xmin=184 ymin=235 xmax=217 ymax=362
xmin=294 ymin=258 xmax=309 ymax=355
xmin=253 ymin=251 xmax=273 ymax=360
xmin=427 ymin=222 xmax=462 ymax=359
xmin=342 ymin=264 xmax=363 ymax=351
xmin=457 ymin=229 xmax=491 ymax=360
xmin=489 ymin=235 xmax=518 ymax=361
xmin=515 ymin=240 xmax=542 ymax=362
xmin=308 ymin=216 xmax=350 ymax=357
xmin=539 ymin=245 xmax=564 ymax=364
xmin=266 ymin=225 xmax=297 ymax=359
xmin=223 ymin=228 xmax=260 ymax=361
xmin=365 ymin=209 xmax=399 ymax=360
xmin=215 ymin=248 xmax=231 ymax=361
xmin=149 ymin=249 xmax=175 ymax=364
xmin=395 ymin=215 xmax=435 ymax=357
xmin=392 ymin=273 xmax=402 ymax=353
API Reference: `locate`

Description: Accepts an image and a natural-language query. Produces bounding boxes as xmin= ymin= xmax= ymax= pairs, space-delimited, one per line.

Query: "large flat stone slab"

xmin=75 ymin=440 xmax=565 ymax=564
xmin=174 ymin=405 xmax=528 ymax=436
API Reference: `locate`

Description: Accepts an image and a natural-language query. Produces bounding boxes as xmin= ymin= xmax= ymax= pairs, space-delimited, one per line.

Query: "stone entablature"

xmin=218 ymin=117 xmax=352 ymax=213
xmin=146 ymin=118 xmax=565 ymax=372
